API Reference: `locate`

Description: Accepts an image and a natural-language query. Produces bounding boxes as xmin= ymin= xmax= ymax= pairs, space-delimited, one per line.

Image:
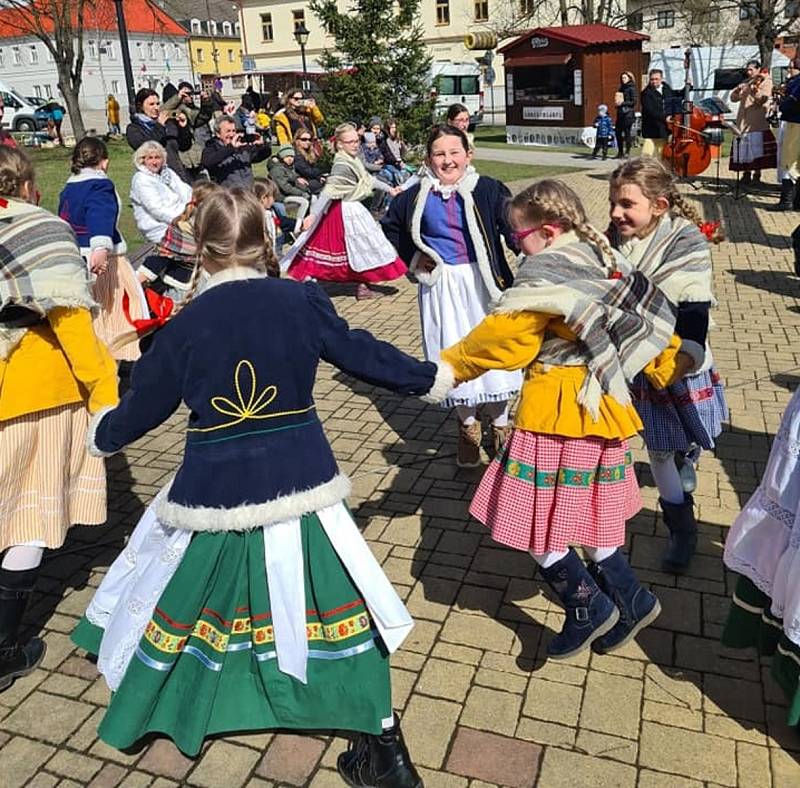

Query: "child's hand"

xmin=89 ymin=248 xmax=109 ymax=275
xmin=416 ymin=254 xmax=436 ymax=273
xmin=301 ymin=214 xmax=314 ymax=231
xmin=673 ymin=350 xmax=697 ymax=381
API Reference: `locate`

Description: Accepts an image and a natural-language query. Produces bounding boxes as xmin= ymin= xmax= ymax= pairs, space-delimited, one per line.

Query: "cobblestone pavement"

xmin=3 ymin=162 xmax=800 ymax=787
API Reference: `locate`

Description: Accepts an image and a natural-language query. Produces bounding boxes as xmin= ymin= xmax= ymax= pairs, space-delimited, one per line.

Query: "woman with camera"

xmin=273 ymin=89 xmax=325 ymax=145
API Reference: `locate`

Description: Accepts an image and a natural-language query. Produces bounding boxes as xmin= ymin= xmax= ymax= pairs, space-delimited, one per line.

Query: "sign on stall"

xmin=574 ymin=69 xmax=583 ymax=106
xmin=530 ymin=36 xmax=549 ymax=49
xmin=522 ymin=106 xmax=565 ymax=121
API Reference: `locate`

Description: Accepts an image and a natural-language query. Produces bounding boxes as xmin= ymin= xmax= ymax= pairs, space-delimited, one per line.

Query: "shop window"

xmin=436 ymin=0 xmax=450 ymax=25
xmin=656 ymin=9 xmax=675 ymax=28
xmin=474 ymin=0 xmax=489 ymax=21
xmin=628 ymin=11 xmax=644 ymax=30
xmin=293 ymin=10 xmax=305 ymax=31
xmin=261 ymin=13 xmax=274 ymax=41
xmin=233 ymin=75 xmax=246 ymax=89
xmin=515 ymin=64 xmax=573 ymax=102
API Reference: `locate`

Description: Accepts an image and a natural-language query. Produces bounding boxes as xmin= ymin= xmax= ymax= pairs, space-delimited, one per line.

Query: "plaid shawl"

xmin=157 ymin=216 xmax=197 ymax=263
xmin=494 ymin=234 xmax=676 ymax=420
xmin=611 ymin=214 xmax=714 ymax=305
xmin=0 ymin=198 xmax=93 ymax=359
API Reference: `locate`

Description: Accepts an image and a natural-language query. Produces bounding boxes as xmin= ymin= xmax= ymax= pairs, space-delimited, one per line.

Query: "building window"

xmin=45 ymin=85 xmax=53 ymax=97
xmin=227 ymin=48 xmax=235 ymax=62
xmin=656 ymin=9 xmax=675 ymax=27
xmin=161 ymin=42 xmax=168 ymax=60
xmin=147 ymin=42 xmax=155 ymax=59
xmin=104 ymin=42 xmax=116 ymax=59
xmin=0 ymin=50 xmax=4 ymax=67
xmin=87 ymin=40 xmax=98 ymax=59
xmin=222 ymin=21 xmax=232 ymax=35
xmin=46 ymin=47 xmax=54 ymax=61
xmin=33 ymin=85 xmax=43 ymax=98
xmin=12 ymin=46 xmax=21 ymax=65
xmin=261 ymin=13 xmax=274 ymax=41
xmin=235 ymin=22 xmax=241 ymax=36
xmin=29 ymin=44 xmax=38 ymax=64
xmin=520 ymin=0 xmax=534 ymax=14
xmin=196 ymin=47 xmax=204 ymax=63
xmin=207 ymin=20 xmax=217 ymax=35
xmin=232 ymin=75 xmax=246 ymax=90
xmin=628 ymin=11 xmax=644 ymax=29
xmin=436 ymin=0 xmax=450 ymax=25
xmin=111 ymin=79 xmax=120 ymax=94
xmin=190 ymin=19 xmax=201 ymax=34
xmin=137 ymin=42 xmax=145 ymax=60
xmin=292 ymin=9 xmax=305 ymax=31
xmin=173 ymin=44 xmax=182 ymax=60
xmin=473 ymin=0 xmax=489 ymax=21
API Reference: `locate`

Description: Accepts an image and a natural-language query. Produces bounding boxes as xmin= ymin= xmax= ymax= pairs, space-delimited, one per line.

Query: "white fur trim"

xmin=409 ymin=174 xmax=501 ymax=299
xmin=421 ymin=361 xmax=456 ymax=403
xmin=203 ymin=266 xmax=267 ymax=291
xmin=679 ymin=339 xmax=705 ymax=373
xmin=138 ymin=264 xmax=159 ymax=282
xmin=155 ymin=473 xmax=352 ymax=532
xmin=408 ymin=250 xmax=441 ymax=286
xmin=89 ymin=235 xmax=114 ymax=250
xmin=86 ymin=405 xmax=119 ymax=457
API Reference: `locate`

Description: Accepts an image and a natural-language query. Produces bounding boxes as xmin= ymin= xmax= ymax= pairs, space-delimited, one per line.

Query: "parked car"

xmin=0 ymin=81 xmax=48 ymax=132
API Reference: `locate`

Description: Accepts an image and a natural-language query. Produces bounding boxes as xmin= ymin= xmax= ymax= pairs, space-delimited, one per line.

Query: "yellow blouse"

xmin=441 ymin=311 xmax=682 ymax=440
xmin=0 ymin=306 xmax=119 ymax=421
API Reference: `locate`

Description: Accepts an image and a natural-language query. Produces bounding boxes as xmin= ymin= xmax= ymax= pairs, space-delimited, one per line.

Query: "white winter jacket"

xmin=129 ymin=163 xmax=193 ymax=243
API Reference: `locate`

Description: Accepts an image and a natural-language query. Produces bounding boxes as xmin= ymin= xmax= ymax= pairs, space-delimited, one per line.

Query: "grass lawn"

xmin=472 ymin=159 xmax=578 ymax=182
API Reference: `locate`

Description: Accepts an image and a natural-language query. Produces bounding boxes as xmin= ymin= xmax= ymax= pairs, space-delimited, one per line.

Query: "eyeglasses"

xmin=510 ymin=227 xmax=539 ymax=244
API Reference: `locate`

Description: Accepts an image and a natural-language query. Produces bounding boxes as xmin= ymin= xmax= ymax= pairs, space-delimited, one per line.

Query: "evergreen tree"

xmin=308 ymin=0 xmax=434 ymax=144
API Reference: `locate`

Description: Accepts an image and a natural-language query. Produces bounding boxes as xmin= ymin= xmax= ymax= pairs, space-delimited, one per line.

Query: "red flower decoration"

xmin=699 ymin=221 xmax=720 ymax=241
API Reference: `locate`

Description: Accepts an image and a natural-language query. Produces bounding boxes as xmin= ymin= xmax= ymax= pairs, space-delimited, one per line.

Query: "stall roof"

xmin=499 ymin=23 xmax=649 ymax=53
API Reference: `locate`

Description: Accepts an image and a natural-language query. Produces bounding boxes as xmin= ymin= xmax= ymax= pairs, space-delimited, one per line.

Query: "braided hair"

xmin=509 ymin=179 xmax=615 ymax=265
xmin=609 ymin=157 xmax=724 ymax=243
xmin=0 ymin=146 xmax=35 ymax=199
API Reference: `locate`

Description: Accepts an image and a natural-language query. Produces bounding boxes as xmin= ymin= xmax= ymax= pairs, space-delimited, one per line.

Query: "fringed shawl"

xmin=494 ymin=233 xmax=676 ymax=420
xmin=322 ymin=151 xmax=375 ymax=203
xmin=0 ymin=198 xmax=93 ymax=359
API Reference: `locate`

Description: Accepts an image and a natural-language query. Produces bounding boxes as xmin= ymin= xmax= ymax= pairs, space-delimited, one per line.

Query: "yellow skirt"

xmin=92 ymin=254 xmax=147 ymax=362
xmin=0 ymin=403 xmax=107 ymax=552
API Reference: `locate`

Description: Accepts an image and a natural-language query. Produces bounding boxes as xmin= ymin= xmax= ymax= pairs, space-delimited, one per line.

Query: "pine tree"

xmin=308 ymin=0 xmax=434 ymax=144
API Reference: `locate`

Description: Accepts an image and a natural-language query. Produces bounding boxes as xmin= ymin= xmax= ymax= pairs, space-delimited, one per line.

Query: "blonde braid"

xmin=173 ymin=261 xmax=204 ymax=314
xmin=575 ymin=220 xmax=615 ymax=265
xmin=670 ymin=190 xmax=724 ymax=244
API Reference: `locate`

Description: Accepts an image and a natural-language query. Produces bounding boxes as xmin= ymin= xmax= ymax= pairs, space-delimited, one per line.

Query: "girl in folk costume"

xmin=722 ymin=388 xmax=800 ymax=729
xmin=0 ymin=147 xmax=118 ymax=691
xmin=431 ymin=180 xmax=678 ymax=658
xmin=608 ymin=157 xmax=727 ymax=574
xmin=70 ymin=188 xmax=447 ymax=785
xmin=58 ymin=137 xmax=149 ymax=362
xmin=381 ymin=125 xmax=521 ymax=468
xmin=729 ymin=60 xmax=777 ymax=185
xmin=282 ymin=123 xmax=406 ymax=300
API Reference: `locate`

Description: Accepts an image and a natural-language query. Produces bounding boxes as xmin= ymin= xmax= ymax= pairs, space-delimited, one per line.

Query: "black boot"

xmin=0 ymin=566 xmax=46 ymax=692
xmin=588 ymin=550 xmax=661 ymax=654
xmin=792 ymin=224 xmax=800 ymax=277
xmin=338 ymin=715 xmax=422 ymax=788
xmin=770 ymin=179 xmax=795 ymax=211
xmin=792 ymin=182 xmax=800 ymax=210
xmin=660 ymin=495 xmax=697 ymax=573
xmin=538 ymin=549 xmax=619 ymax=660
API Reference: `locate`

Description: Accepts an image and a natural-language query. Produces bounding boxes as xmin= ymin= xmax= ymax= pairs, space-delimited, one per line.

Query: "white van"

xmin=431 ymin=61 xmax=484 ymax=128
xmin=0 ymin=80 xmax=46 ymax=133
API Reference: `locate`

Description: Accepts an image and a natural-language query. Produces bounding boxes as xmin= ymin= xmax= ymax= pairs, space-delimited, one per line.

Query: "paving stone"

xmin=574 ymin=730 xmax=638 ymax=764
xmin=460 ymin=685 xmax=522 ymax=736
xmin=188 ymin=741 xmax=260 ymax=787
xmin=307 ymin=769 xmax=345 ymax=788
xmin=474 ymin=666 xmax=527 ymax=693
xmin=650 ymin=585 xmax=702 ymax=634
xmin=704 ymin=714 xmax=767 ymax=745
xmin=26 ymin=774 xmax=60 ymax=788
xmin=770 ymin=746 xmax=800 ymax=785
xmin=88 ymin=763 xmax=128 ymax=788
xmin=736 ymin=742 xmax=771 ymax=788
xmin=416 ymin=768 xmax=469 ymax=788
xmin=440 ymin=611 xmax=516 ymax=653
xmin=46 ymin=749 xmax=104 ymax=781
xmin=401 ymin=695 xmax=461 ymax=769
xmin=431 ymin=642 xmax=483 ymax=666
xmin=522 ymin=677 xmax=583 ymax=727
xmin=39 ymin=672 xmax=91 ymax=698
xmin=643 ymin=664 xmax=703 ymax=710
xmin=639 ymin=721 xmax=737 ymax=786
xmin=703 ymin=673 xmax=765 ymax=722
xmin=400 ymin=619 xmax=441 ymax=654
xmin=89 ymin=738 xmax=142 ymax=766
xmin=138 ymin=738 xmax=196 ymax=780
xmin=2 ymin=692 xmax=93 ymax=744
xmin=119 ymin=773 xmax=154 ymax=788
xmin=391 ymin=666 xmax=417 ymax=708
xmin=406 ymin=578 xmax=460 ymax=622
xmin=537 ymin=747 xmax=637 ymax=787
xmin=515 ymin=717 xmax=576 ymax=747
xmin=416 ymin=658 xmax=474 ymax=702
xmin=446 ymin=727 xmax=542 ymax=788
xmin=579 ymin=672 xmax=642 ymax=740
xmin=642 ymin=700 xmax=703 ymax=731
xmin=0 ymin=736 xmax=55 ymax=788
xmin=256 ymin=734 xmax=326 ymax=784
xmin=637 ymin=771 xmax=703 ymax=788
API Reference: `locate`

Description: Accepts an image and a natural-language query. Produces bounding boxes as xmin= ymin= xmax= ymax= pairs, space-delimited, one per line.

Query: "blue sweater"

xmin=91 ymin=271 xmax=439 ymax=531
xmin=58 ymin=170 xmax=125 ymax=254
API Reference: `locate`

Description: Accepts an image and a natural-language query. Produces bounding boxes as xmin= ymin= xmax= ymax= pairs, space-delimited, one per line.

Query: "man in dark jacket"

xmin=640 ymin=69 xmax=674 ymax=158
xmin=773 ymin=59 xmax=800 ymax=210
xmin=201 ymin=116 xmax=271 ymax=189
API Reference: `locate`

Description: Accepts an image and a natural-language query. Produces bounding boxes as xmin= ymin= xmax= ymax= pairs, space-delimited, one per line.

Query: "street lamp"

xmin=113 ymin=0 xmax=137 ymax=119
xmin=293 ymin=22 xmax=309 ymax=91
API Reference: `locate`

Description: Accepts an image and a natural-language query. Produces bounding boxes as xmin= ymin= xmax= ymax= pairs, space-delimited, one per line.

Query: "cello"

xmin=662 ymin=48 xmax=712 ymax=177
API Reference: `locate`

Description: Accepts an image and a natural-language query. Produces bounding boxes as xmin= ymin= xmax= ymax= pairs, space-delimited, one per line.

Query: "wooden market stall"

xmin=500 ymin=24 xmax=649 ymax=147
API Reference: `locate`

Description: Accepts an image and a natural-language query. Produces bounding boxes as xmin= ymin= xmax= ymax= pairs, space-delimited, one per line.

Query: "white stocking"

xmin=1 ymin=544 xmax=45 ymax=571
xmin=648 ymin=451 xmax=684 ymax=504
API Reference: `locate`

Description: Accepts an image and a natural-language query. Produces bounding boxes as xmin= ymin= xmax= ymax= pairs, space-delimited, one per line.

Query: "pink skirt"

xmin=287 ymin=201 xmax=407 ymax=284
xmin=470 ymin=430 xmax=641 ymax=553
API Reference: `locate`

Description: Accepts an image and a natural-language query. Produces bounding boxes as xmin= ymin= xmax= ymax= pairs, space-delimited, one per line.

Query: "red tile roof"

xmin=0 ymin=0 xmax=186 ymax=40
xmin=499 ymin=23 xmax=649 ymax=53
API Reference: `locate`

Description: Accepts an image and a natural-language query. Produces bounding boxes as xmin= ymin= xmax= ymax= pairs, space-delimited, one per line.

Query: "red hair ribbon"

xmin=609 ymin=270 xmax=623 ymax=280
xmin=0 ymin=197 xmax=7 ymax=209
xmin=122 ymin=289 xmax=175 ymax=336
xmin=699 ymin=221 xmax=720 ymax=241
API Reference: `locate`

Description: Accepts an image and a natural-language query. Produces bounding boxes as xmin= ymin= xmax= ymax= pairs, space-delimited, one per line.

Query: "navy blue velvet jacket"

xmin=91 ymin=270 xmax=438 ymax=531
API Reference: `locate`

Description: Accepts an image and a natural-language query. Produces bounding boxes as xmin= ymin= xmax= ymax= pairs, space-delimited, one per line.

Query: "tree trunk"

xmin=560 ymin=0 xmax=568 ymax=26
xmin=757 ymin=33 xmax=774 ymax=70
xmin=56 ymin=67 xmax=85 ymax=140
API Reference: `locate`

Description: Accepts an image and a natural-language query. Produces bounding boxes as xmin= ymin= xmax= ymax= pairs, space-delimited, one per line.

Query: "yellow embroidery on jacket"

xmin=187 ymin=359 xmax=314 ymax=433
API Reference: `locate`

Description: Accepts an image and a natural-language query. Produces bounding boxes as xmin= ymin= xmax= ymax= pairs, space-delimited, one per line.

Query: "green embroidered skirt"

xmin=722 ymin=575 xmax=800 ymax=728
xmin=71 ymin=513 xmax=392 ymax=756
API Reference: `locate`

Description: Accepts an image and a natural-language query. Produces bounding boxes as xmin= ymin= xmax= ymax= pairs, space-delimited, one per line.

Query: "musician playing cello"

xmin=773 ymin=58 xmax=800 ymax=212
xmin=730 ymin=60 xmax=776 ymax=188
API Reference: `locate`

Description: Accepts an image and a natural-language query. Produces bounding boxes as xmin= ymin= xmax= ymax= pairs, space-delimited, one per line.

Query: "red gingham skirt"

xmin=470 ymin=429 xmax=641 ymax=553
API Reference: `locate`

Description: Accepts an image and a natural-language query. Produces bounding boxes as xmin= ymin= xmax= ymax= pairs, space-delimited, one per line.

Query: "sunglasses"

xmin=298 ymin=137 xmax=311 ymax=141
xmin=291 ymin=95 xmax=303 ymax=100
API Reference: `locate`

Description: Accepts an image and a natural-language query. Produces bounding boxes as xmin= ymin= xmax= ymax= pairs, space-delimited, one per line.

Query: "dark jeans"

xmin=592 ymin=136 xmax=611 ymax=158
xmin=615 ymin=115 xmax=634 ymax=155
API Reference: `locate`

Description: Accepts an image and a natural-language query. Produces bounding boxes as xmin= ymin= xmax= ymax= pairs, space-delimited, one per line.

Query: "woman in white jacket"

xmin=129 ymin=141 xmax=193 ymax=244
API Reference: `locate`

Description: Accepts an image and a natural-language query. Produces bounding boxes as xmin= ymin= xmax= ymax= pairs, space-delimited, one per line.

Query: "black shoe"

xmin=792 ymin=182 xmax=800 ymax=210
xmin=770 ymin=179 xmax=794 ymax=211
xmin=0 ymin=566 xmax=45 ymax=692
xmin=792 ymin=224 xmax=800 ymax=277
xmin=338 ymin=716 xmax=422 ymax=788
xmin=660 ymin=495 xmax=698 ymax=573
xmin=616 ymin=151 xmax=625 ymax=159
xmin=538 ymin=549 xmax=619 ymax=660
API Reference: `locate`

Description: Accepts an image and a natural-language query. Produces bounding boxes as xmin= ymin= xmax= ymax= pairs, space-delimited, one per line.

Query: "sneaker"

xmin=457 ymin=421 xmax=482 ymax=468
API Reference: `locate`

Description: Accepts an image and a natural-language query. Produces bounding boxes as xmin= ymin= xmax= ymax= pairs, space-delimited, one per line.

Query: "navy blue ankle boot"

xmin=660 ymin=495 xmax=697 ymax=573
xmin=0 ymin=566 xmax=46 ymax=693
xmin=538 ymin=549 xmax=619 ymax=660
xmin=588 ymin=550 xmax=661 ymax=654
